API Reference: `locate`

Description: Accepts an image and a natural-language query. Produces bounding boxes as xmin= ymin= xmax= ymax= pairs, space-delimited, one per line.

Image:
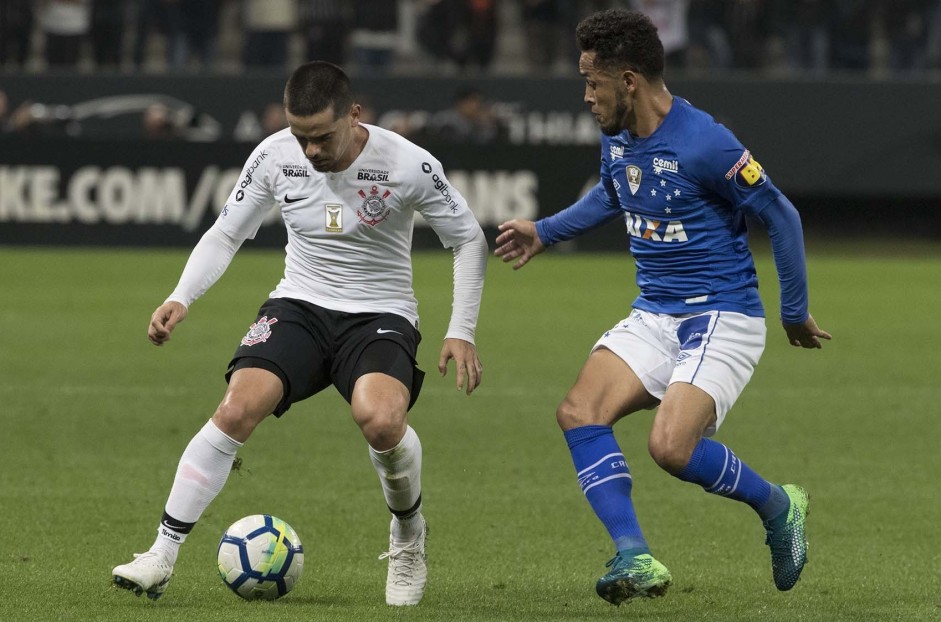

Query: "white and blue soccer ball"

xmin=217 ymin=514 xmax=304 ymax=600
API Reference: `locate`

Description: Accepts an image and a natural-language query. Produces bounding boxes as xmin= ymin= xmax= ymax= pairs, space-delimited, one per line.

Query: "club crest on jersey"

xmin=241 ymin=316 xmax=278 ymax=346
xmin=357 ymin=185 xmax=392 ymax=226
xmin=626 ymin=165 xmax=642 ymax=195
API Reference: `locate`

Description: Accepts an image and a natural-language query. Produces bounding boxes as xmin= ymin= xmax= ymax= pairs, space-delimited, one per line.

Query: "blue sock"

xmin=564 ymin=425 xmax=648 ymax=553
xmin=677 ymin=438 xmax=788 ymax=521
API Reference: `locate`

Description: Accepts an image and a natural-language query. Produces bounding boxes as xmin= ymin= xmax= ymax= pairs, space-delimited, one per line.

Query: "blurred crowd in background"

xmin=2 ymin=0 xmax=941 ymax=77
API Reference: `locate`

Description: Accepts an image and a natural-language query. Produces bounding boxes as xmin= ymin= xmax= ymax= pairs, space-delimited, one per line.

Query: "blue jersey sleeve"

xmin=692 ymin=123 xmax=780 ymax=216
xmin=535 ymin=159 xmax=622 ymax=246
xmin=755 ymin=194 xmax=809 ymax=324
xmin=686 ymin=120 xmax=808 ymax=322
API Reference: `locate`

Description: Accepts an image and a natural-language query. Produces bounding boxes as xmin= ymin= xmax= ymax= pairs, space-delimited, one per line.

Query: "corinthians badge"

xmin=357 ymin=185 xmax=392 ymax=226
xmin=241 ymin=316 xmax=278 ymax=346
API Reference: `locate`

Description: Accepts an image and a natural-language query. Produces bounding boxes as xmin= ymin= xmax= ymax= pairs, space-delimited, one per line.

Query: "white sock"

xmin=391 ymin=511 xmax=424 ymax=545
xmin=149 ymin=419 xmax=242 ymax=565
xmin=369 ymin=426 xmax=423 ymax=543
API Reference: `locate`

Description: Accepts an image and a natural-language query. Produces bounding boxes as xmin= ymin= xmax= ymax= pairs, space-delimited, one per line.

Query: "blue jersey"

xmin=537 ymin=97 xmax=808 ymax=322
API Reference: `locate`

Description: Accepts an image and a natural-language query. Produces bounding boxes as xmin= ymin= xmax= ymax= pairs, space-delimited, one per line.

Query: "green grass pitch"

xmin=0 ymin=243 xmax=939 ymax=621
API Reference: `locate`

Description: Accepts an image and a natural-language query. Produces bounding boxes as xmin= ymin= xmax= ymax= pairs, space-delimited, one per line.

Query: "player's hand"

xmin=783 ymin=313 xmax=831 ymax=349
xmin=148 ymin=301 xmax=188 ymax=346
xmin=494 ymin=219 xmax=545 ymax=270
xmin=438 ymin=338 xmax=482 ymax=395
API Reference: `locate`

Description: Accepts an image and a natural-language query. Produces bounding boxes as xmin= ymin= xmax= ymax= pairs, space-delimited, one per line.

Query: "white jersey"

xmin=216 ymin=123 xmax=483 ymax=330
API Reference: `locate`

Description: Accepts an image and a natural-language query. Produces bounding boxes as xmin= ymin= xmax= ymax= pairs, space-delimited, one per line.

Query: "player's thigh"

xmin=556 ymin=309 xmax=675 ymax=430
xmin=592 ymin=309 xmax=678 ymax=403
xmin=557 ymin=347 xmax=659 ymax=430
xmin=667 ymin=311 xmax=765 ymax=436
xmin=226 ymin=298 xmax=333 ymax=418
xmin=334 ymin=315 xmax=423 ymax=437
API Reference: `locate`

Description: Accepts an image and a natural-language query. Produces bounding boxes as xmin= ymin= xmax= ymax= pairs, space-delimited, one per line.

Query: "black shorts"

xmin=225 ymin=297 xmax=424 ymax=417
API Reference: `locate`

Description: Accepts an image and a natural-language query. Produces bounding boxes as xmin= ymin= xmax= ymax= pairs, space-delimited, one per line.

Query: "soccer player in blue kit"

xmin=495 ymin=8 xmax=831 ymax=606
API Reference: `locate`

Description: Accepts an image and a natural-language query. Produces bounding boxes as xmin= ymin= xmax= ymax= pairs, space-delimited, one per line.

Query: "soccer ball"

xmin=217 ymin=514 xmax=304 ymax=600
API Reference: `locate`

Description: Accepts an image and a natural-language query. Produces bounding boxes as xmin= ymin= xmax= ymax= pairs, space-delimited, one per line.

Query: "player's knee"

xmin=360 ymin=416 xmax=407 ymax=451
xmin=212 ymin=400 xmax=266 ymax=442
xmin=556 ymin=395 xmax=594 ymax=431
xmin=355 ymin=403 xmax=407 ymax=451
xmin=647 ymin=431 xmax=693 ymax=475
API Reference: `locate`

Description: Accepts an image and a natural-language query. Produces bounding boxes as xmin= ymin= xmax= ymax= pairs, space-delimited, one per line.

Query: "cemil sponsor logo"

xmin=652 ymin=157 xmax=679 ymax=174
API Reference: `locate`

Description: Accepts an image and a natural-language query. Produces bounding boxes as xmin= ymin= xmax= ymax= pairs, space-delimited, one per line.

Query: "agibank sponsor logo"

xmin=430 ymin=173 xmax=458 ymax=213
xmin=240 ymin=150 xmax=268 ymax=189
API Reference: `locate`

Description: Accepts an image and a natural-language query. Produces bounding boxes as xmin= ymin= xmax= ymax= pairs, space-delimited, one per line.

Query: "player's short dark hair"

xmin=575 ymin=9 xmax=664 ymax=81
xmin=283 ymin=61 xmax=354 ymax=118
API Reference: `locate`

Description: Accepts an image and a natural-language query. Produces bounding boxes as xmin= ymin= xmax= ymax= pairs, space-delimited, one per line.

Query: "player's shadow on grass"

xmin=274 ymin=595 xmax=358 ymax=606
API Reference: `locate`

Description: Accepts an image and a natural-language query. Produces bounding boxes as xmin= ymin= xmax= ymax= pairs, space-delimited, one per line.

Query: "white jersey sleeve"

xmin=162 ymin=135 xmax=281 ymax=306
xmin=404 ymin=156 xmax=488 ymax=343
xmin=446 ymin=227 xmax=487 ymax=343
xmin=408 ymin=157 xmax=483 ymax=249
xmin=165 ymin=225 xmax=243 ymax=307
xmin=216 ymin=137 xmax=280 ymax=240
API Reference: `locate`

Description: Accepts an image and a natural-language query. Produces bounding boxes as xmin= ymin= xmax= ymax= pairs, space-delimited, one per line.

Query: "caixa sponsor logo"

xmin=624 ymin=211 xmax=688 ymax=242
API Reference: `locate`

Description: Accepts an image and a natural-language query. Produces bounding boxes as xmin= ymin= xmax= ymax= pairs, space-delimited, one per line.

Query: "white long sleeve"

xmin=444 ymin=227 xmax=487 ymax=344
xmin=165 ymin=224 xmax=244 ymax=307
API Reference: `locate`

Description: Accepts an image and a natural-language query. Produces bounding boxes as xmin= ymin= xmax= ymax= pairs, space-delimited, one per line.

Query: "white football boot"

xmin=112 ymin=551 xmax=174 ymax=600
xmin=378 ymin=515 xmax=427 ymax=606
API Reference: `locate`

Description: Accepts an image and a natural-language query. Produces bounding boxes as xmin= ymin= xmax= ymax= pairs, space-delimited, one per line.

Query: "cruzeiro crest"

xmin=241 ymin=316 xmax=278 ymax=346
xmin=357 ymin=185 xmax=392 ymax=226
xmin=626 ymin=165 xmax=642 ymax=195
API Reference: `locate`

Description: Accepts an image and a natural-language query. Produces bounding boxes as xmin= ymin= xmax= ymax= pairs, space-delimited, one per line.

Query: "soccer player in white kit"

xmin=112 ymin=62 xmax=487 ymax=606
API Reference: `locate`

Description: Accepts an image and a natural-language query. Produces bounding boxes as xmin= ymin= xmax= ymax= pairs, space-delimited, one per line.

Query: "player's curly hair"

xmin=283 ymin=61 xmax=354 ymax=118
xmin=575 ymin=9 xmax=664 ymax=81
